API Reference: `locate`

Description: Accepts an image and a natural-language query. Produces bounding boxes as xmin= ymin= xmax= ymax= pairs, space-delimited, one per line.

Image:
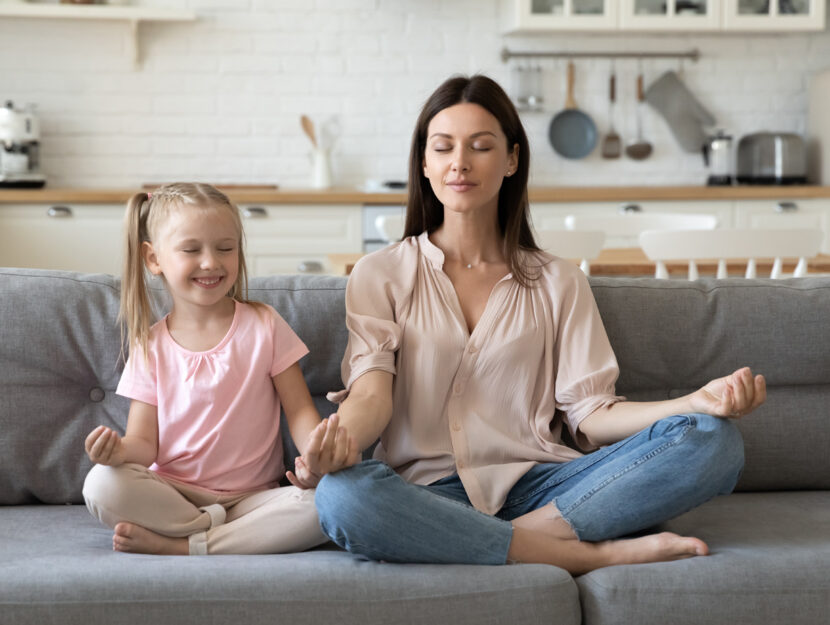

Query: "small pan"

xmin=549 ymin=62 xmax=597 ymax=159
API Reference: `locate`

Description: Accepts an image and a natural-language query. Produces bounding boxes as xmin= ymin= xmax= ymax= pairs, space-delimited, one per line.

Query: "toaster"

xmin=736 ymin=132 xmax=807 ymax=185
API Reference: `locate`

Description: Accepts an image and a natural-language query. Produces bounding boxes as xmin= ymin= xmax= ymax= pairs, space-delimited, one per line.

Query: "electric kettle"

xmin=702 ymin=130 xmax=734 ymax=186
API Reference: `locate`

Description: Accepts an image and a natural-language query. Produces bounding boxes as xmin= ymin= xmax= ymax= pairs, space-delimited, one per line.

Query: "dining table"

xmin=327 ymin=249 xmax=830 ymax=278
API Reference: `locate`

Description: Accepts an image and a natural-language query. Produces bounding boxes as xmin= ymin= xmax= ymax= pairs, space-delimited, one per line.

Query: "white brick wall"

xmin=0 ymin=0 xmax=828 ymax=188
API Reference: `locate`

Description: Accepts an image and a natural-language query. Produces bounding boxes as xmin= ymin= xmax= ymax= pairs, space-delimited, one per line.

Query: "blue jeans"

xmin=315 ymin=414 xmax=744 ymax=565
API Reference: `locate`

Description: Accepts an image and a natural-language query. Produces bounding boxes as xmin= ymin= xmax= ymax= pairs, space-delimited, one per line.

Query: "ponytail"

xmin=119 ymin=191 xmax=153 ymax=360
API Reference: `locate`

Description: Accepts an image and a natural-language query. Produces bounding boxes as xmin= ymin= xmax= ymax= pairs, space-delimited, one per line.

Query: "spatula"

xmin=626 ymin=73 xmax=653 ymax=160
xmin=300 ymin=115 xmax=317 ymax=148
xmin=601 ymin=72 xmax=621 ymax=159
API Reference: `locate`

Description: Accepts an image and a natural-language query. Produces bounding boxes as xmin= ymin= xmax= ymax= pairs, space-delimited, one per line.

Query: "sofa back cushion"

xmin=591 ymin=277 xmax=830 ymax=492
xmin=1 ymin=269 xmax=829 ymax=504
xmin=0 ymin=270 xmax=347 ymax=504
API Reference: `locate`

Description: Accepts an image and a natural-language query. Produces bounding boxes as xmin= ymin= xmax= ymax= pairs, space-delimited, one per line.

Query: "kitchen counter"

xmin=3 ymin=186 xmax=830 ymax=205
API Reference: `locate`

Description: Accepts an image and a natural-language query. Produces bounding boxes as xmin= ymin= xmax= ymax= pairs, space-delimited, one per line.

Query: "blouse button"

xmin=452 ymin=421 xmax=461 ymax=432
xmin=453 ymin=383 xmax=463 ymax=395
xmin=468 ymin=344 xmax=478 ymax=354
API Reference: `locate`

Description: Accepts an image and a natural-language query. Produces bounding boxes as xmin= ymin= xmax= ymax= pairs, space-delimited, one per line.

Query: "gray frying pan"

xmin=549 ymin=62 xmax=597 ymax=159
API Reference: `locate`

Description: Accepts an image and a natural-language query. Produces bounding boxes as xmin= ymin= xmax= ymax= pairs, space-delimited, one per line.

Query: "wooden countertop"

xmin=3 ymin=185 xmax=830 ymax=205
xmin=329 ymin=249 xmax=830 ymax=278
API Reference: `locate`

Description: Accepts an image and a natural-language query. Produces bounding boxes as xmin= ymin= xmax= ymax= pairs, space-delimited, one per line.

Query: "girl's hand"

xmin=689 ymin=367 xmax=766 ymax=419
xmin=85 ymin=425 xmax=127 ymax=466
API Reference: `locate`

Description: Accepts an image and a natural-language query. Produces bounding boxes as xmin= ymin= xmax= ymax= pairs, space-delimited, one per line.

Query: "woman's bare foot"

xmin=113 ymin=522 xmax=188 ymax=555
xmin=600 ymin=532 xmax=708 ymax=568
xmin=508 ymin=527 xmax=708 ymax=575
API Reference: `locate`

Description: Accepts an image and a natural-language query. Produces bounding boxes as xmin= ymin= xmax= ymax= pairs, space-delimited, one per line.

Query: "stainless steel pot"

xmin=736 ymin=132 xmax=807 ymax=185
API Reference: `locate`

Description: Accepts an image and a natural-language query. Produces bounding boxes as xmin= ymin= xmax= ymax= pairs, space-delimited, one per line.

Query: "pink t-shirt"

xmin=116 ymin=301 xmax=309 ymax=494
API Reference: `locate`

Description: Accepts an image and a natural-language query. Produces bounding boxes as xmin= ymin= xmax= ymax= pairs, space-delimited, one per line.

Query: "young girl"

xmin=83 ymin=182 xmax=357 ymax=556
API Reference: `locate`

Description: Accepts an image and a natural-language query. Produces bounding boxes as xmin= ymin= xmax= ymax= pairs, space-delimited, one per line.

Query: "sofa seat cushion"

xmin=0 ymin=505 xmax=580 ymax=625
xmin=577 ymin=491 xmax=830 ymax=625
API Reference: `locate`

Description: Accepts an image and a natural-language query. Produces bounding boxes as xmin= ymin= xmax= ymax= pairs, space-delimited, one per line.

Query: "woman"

xmin=314 ymin=75 xmax=765 ymax=574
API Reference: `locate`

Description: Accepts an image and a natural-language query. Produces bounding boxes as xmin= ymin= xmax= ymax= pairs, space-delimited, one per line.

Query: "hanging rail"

xmin=500 ymin=46 xmax=700 ymax=63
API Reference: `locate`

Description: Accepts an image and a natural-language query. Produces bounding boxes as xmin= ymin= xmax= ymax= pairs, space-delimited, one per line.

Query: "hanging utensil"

xmin=626 ymin=70 xmax=653 ymax=160
xmin=300 ymin=115 xmax=317 ymax=148
xmin=601 ymin=67 xmax=621 ymax=159
xmin=548 ymin=61 xmax=597 ymax=159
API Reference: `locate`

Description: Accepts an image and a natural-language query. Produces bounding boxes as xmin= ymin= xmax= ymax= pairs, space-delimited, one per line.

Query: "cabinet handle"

xmin=241 ymin=206 xmax=268 ymax=219
xmin=775 ymin=201 xmax=798 ymax=213
xmin=297 ymin=261 xmax=324 ymax=274
xmin=619 ymin=203 xmax=642 ymax=214
xmin=47 ymin=205 xmax=73 ymax=218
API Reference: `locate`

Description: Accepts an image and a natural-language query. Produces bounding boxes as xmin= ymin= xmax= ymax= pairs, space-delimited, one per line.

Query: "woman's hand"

xmin=85 ymin=425 xmax=127 ymax=466
xmin=287 ymin=414 xmax=360 ymax=489
xmin=688 ymin=367 xmax=766 ymax=419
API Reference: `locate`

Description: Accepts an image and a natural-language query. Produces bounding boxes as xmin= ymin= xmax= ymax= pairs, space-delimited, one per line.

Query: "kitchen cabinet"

xmin=0 ymin=202 xmax=363 ymax=276
xmin=531 ymin=200 xmax=733 ymax=247
xmin=503 ymin=0 xmax=618 ymax=31
xmin=722 ymin=0 xmax=826 ymax=31
xmin=503 ymin=0 xmax=825 ymax=31
xmin=0 ymin=204 xmax=123 ymax=274
xmin=734 ymin=198 xmax=830 ymax=252
xmin=619 ymin=0 xmax=722 ymax=31
xmin=240 ymin=204 xmax=362 ymax=276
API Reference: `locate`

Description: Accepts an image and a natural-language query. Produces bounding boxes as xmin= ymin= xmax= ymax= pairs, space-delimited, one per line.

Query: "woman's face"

xmin=422 ymin=102 xmax=519 ymax=217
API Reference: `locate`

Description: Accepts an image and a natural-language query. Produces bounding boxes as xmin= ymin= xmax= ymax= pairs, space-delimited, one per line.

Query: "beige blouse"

xmin=328 ymin=232 xmax=624 ymax=515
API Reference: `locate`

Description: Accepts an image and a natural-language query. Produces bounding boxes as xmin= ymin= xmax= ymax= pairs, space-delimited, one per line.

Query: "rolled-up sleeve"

xmin=552 ymin=270 xmax=625 ymax=450
xmin=327 ymin=251 xmax=409 ymax=404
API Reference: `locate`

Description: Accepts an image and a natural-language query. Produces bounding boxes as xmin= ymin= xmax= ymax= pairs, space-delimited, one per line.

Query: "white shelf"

xmin=0 ymin=2 xmax=197 ymax=67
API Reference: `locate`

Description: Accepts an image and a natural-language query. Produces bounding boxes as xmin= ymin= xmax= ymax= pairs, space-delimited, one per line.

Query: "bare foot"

xmin=113 ymin=522 xmax=189 ymax=555
xmin=600 ymin=531 xmax=708 ymax=568
xmin=508 ymin=527 xmax=708 ymax=574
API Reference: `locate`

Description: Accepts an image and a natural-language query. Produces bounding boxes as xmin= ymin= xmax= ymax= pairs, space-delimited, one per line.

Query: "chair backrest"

xmin=374 ymin=214 xmax=405 ymax=243
xmin=565 ymin=212 xmax=718 ymax=248
xmin=536 ymin=229 xmax=605 ymax=275
xmin=639 ymin=228 xmax=823 ymax=279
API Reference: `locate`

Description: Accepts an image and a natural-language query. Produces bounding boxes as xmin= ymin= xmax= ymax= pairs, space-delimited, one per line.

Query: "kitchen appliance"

xmin=702 ymin=130 xmax=734 ymax=186
xmin=0 ymin=101 xmax=46 ymax=188
xmin=737 ymin=132 xmax=808 ymax=185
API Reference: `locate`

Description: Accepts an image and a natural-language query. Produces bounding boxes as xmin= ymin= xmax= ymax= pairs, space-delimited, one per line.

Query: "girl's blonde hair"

xmin=120 ymin=182 xmax=256 ymax=357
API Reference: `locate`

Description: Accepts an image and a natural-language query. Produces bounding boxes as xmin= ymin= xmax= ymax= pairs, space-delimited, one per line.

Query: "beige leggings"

xmin=83 ymin=463 xmax=328 ymax=555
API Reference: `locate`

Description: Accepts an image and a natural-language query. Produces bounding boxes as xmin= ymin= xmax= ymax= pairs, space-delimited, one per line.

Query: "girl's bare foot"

xmin=113 ymin=522 xmax=189 ymax=555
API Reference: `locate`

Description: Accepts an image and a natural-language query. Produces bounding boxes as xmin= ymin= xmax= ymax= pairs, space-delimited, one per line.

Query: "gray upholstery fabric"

xmin=0 ymin=506 xmax=580 ymax=625
xmin=0 ymin=270 xmax=128 ymax=504
xmin=591 ymin=278 xmax=830 ymax=490
xmin=577 ymin=492 xmax=830 ymax=625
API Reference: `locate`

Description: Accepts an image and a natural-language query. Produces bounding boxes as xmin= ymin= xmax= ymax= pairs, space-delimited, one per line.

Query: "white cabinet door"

xmin=620 ymin=0 xmax=721 ymax=30
xmin=240 ymin=204 xmax=362 ymax=276
xmin=531 ymin=200 xmax=733 ymax=247
xmin=0 ymin=204 xmax=123 ymax=274
xmin=503 ymin=0 xmax=618 ymax=32
xmin=733 ymin=199 xmax=830 ymax=252
xmin=722 ymin=0 xmax=826 ymax=31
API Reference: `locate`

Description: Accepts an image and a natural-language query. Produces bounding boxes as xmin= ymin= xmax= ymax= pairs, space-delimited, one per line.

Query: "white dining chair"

xmin=639 ymin=228 xmax=823 ymax=280
xmin=374 ymin=214 xmax=405 ymax=243
xmin=536 ymin=229 xmax=605 ymax=275
xmin=565 ymin=212 xmax=719 ymax=248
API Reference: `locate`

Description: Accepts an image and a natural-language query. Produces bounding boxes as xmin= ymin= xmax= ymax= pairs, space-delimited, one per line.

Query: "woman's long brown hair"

xmin=404 ymin=74 xmax=540 ymax=286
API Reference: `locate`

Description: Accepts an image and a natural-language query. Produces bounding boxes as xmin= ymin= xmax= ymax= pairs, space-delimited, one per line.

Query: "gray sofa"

xmin=1 ymin=268 xmax=829 ymax=625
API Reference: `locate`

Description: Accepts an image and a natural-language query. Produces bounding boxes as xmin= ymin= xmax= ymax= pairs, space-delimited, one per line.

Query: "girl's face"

xmin=143 ymin=203 xmax=240 ymax=314
xmin=422 ymin=102 xmax=519 ymax=218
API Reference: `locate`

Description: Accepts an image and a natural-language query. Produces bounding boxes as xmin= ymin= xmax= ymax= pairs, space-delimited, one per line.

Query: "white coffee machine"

xmin=0 ymin=101 xmax=46 ymax=188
